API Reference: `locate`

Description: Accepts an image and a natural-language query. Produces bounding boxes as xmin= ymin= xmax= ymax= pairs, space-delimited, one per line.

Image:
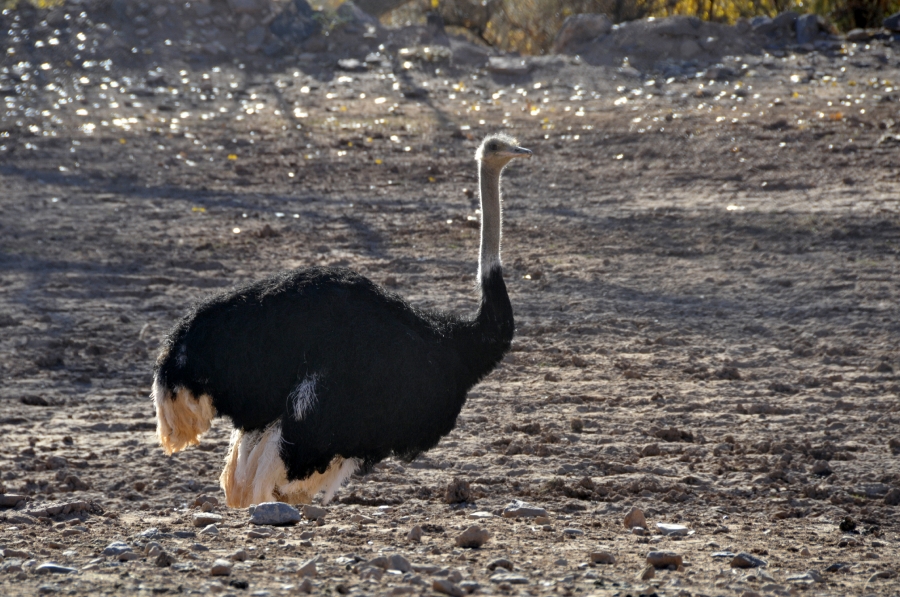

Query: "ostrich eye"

xmin=488 ymin=142 xmax=498 ymax=151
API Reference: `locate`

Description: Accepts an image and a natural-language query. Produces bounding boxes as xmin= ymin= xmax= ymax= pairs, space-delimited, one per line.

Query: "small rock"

xmin=787 ymin=570 xmax=824 ymax=583
xmin=298 ymin=557 xmax=317 ymax=577
xmin=590 ymin=551 xmax=615 ymax=564
xmin=638 ymin=564 xmax=655 ymax=580
xmin=445 ymin=478 xmax=471 ymax=504
xmin=489 ymin=573 xmax=528 ymax=584
xmin=800 ymin=547 xmax=811 ymax=557
xmin=656 ymin=523 xmax=690 ymax=536
xmin=825 ymin=561 xmax=851 ymax=573
xmin=35 ymin=563 xmax=76 ymax=575
xmin=624 ymin=507 xmax=646 ymax=529
xmin=298 ymin=577 xmax=314 ymax=593
xmin=350 ymin=513 xmax=375 ymax=524
xmin=118 ymin=551 xmax=140 ymax=562
xmin=433 ymin=578 xmax=464 ymax=597
xmin=459 ymin=580 xmax=480 ymax=593
xmin=155 ymin=552 xmax=175 ymax=567
xmin=811 ymin=460 xmax=832 ymax=476
xmin=884 ymin=488 xmax=900 ymax=506
xmin=487 ymin=558 xmax=513 ymax=571
xmin=570 ymin=417 xmax=584 ymax=432
xmin=192 ymin=512 xmax=223 ymax=527
xmin=731 ymin=552 xmax=767 ymax=568
xmin=229 ymin=550 xmax=249 ymax=562
xmin=712 ymin=551 xmax=736 ymax=558
xmin=553 ymin=558 xmax=567 ymax=566
xmin=839 ymin=517 xmax=857 ymax=533
xmin=647 ymin=551 xmax=683 ymax=568
xmin=210 ymin=559 xmax=232 ymax=576
xmin=193 ymin=495 xmax=219 ymax=507
xmin=407 ymin=525 xmax=423 ymax=542
xmin=199 ymin=524 xmax=219 ymax=536
xmin=102 ymin=541 xmax=132 ymax=557
xmin=534 ymin=515 xmax=550 ymax=525
xmin=562 ymin=528 xmax=584 ymax=537
xmin=249 ymin=502 xmax=301 ymax=526
xmin=388 ymin=554 xmax=411 ymax=573
xmin=632 ymin=526 xmax=646 ymax=536
xmin=641 ymin=444 xmax=661 ymax=457
xmin=502 ymin=500 xmax=547 ymax=518
xmin=455 ymin=526 xmax=490 ymax=548
xmin=301 ymin=505 xmax=326 ymax=520
xmin=0 ymin=494 xmax=27 ymax=508
xmin=1 ymin=548 xmax=31 ymax=559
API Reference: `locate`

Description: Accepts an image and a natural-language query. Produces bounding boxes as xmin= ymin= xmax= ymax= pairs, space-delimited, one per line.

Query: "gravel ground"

xmin=2 ymin=3 xmax=900 ymax=596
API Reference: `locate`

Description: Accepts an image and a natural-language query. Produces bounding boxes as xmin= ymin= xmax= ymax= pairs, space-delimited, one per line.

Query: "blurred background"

xmin=5 ymin=0 xmax=900 ymax=57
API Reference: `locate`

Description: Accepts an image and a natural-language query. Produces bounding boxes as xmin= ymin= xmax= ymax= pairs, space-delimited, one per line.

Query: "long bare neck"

xmin=478 ymin=161 xmax=503 ymax=280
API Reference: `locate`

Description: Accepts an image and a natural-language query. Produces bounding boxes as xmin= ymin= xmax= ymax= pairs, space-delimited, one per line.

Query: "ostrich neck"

xmin=478 ymin=162 xmax=503 ymax=279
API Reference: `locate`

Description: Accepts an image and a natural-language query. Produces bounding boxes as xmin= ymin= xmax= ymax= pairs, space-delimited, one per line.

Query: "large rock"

xmin=796 ymin=14 xmax=820 ymax=45
xmin=885 ymin=12 xmax=900 ymax=31
xmin=269 ymin=0 xmax=320 ymax=47
xmin=553 ymin=13 xmax=612 ymax=53
xmin=249 ymin=502 xmax=301 ymax=526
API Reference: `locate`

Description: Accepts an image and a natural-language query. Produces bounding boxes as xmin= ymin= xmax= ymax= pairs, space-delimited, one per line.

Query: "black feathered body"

xmin=155 ymin=266 xmax=513 ymax=482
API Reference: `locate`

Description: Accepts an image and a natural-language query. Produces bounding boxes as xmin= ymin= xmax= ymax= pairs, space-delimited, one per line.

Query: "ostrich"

xmin=152 ymin=133 xmax=532 ymax=508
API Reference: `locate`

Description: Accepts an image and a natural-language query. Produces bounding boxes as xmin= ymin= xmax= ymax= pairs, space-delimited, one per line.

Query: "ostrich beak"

xmin=511 ymin=146 xmax=532 ymax=158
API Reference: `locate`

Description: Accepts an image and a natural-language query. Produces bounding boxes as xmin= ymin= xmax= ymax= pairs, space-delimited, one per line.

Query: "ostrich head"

xmin=475 ymin=133 xmax=532 ymax=168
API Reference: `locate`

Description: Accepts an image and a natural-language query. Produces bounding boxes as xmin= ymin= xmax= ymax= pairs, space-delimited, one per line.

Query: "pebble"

xmin=455 ymin=526 xmax=490 ymax=548
xmin=562 ymin=528 xmax=584 ymax=537
xmin=298 ymin=557 xmax=317 ymax=577
xmin=34 ymin=562 xmax=76 ymax=575
xmin=502 ymin=500 xmax=547 ymax=518
xmin=656 ymin=523 xmax=690 ymax=536
xmin=102 ymin=541 xmax=132 ymax=556
xmin=799 ymin=547 xmax=811 ymax=557
xmin=301 ymin=505 xmax=326 ymax=520
xmin=489 ymin=572 xmax=528 ymax=584
xmin=468 ymin=511 xmax=494 ymax=520
xmin=433 ymin=578 xmax=464 ymax=597
xmin=712 ymin=551 xmax=737 ymax=558
xmin=210 ymin=559 xmax=232 ymax=576
xmin=590 ymin=551 xmax=615 ymax=564
xmin=487 ymin=558 xmax=513 ymax=571
xmin=632 ymin=526 xmax=646 ymax=536
xmin=731 ymin=552 xmax=767 ymax=568
xmin=193 ymin=495 xmax=219 ymax=508
xmin=192 ymin=513 xmax=222 ymax=527
xmin=199 ymin=524 xmax=219 ymax=536
xmin=647 ymin=551 xmax=683 ymax=568
xmin=350 ymin=514 xmax=375 ymax=524
xmin=229 ymin=550 xmax=249 ymax=562
xmin=249 ymin=502 xmax=301 ymax=526
xmin=534 ymin=516 xmax=550 ymax=525
xmin=638 ymin=564 xmax=655 ymax=580
xmin=407 ymin=525 xmax=423 ymax=542
xmin=624 ymin=507 xmax=647 ymax=529
xmin=155 ymin=552 xmax=175 ymax=567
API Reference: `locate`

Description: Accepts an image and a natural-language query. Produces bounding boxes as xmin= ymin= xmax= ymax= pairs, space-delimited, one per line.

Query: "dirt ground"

xmin=2 ymin=6 xmax=900 ymax=596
